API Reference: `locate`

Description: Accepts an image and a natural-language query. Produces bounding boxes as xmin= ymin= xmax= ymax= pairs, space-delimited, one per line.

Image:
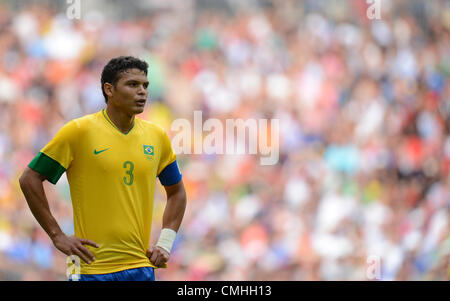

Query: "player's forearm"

xmin=162 ymin=185 xmax=186 ymax=232
xmin=19 ymin=169 xmax=64 ymax=240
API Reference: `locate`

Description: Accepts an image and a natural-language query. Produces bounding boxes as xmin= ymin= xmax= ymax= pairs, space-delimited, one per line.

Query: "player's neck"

xmin=105 ymin=106 xmax=135 ymax=134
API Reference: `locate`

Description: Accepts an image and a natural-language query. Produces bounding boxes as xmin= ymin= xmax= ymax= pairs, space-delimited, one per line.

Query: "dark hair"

xmin=101 ymin=56 xmax=149 ymax=103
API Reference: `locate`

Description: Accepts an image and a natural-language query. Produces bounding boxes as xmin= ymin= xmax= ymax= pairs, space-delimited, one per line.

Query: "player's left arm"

xmin=160 ymin=179 xmax=186 ymax=232
xmin=147 ymin=179 xmax=186 ymax=267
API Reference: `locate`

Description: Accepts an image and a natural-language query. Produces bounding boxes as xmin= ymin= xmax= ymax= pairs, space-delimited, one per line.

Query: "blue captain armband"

xmin=158 ymin=160 xmax=182 ymax=186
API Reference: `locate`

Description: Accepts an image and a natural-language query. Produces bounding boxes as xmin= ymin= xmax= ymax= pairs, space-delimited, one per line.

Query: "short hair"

xmin=101 ymin=56 xmax=149 ymax=103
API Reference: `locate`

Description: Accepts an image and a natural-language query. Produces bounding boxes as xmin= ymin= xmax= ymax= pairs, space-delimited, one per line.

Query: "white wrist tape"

xmin=156 ymin=228 xmax=177 ymax=254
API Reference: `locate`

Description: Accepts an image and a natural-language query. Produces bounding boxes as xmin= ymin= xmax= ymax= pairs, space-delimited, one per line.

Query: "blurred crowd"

xmin=0 ymin=0 xmax=449 ymax=280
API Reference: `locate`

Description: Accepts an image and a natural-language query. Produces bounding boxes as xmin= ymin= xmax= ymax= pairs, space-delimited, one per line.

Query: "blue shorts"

xmin=69 ymin=267 xmax=155 ymax=281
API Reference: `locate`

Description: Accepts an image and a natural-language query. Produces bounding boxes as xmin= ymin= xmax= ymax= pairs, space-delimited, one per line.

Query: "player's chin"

xmin=131 ymin=104 xmax=145 ymax=114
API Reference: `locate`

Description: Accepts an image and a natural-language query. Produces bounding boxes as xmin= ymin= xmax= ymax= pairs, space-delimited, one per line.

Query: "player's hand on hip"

xmin=146 ymin=246 xmax=169 ymax=267
xmin=51 ymin=233 xmax=99 ymax=264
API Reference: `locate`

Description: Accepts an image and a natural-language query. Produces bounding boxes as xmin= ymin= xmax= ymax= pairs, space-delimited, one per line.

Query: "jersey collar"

xmin=102 ymin=109 xmax=136 ymax=135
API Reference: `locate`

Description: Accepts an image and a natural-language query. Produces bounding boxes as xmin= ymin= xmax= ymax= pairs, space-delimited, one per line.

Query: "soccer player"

xmin=19 ymin=56 xmax=187 ymax=281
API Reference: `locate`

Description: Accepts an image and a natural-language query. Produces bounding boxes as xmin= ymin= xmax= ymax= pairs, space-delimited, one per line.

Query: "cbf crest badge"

xmin=143 ymin=145 xmax=154 ymax=160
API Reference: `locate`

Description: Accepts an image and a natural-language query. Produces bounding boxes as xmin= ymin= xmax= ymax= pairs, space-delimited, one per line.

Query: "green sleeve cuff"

xmin=28 ymin=152 xmax=66 ymax=184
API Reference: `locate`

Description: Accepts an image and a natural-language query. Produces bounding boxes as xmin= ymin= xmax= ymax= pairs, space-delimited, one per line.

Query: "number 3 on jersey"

xmin=123 ymin=161 xmax=134 ymax=185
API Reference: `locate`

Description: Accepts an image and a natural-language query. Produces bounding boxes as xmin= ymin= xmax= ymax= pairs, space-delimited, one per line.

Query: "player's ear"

xmin=104 ymin=82 xmax=114 ymax=98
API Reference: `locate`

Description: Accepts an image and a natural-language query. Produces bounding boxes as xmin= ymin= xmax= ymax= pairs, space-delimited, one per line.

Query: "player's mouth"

xmin=136 ymin=99 xmax=146 ymax=106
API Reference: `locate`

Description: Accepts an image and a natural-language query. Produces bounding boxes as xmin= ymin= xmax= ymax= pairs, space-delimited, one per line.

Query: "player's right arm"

xmin=19 ymin=167 xmax=98 ymax=264
xmin=20 ymin=120 xmax=98 ymax=264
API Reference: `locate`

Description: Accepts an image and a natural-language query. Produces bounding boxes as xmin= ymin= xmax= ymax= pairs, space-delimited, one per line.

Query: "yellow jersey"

xmin=28 ymin=109 xmax=182 ymax=274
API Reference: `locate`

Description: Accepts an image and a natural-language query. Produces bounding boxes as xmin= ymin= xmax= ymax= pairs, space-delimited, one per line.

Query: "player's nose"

xmin=137 ymin=86 xmax=147 ymax=96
